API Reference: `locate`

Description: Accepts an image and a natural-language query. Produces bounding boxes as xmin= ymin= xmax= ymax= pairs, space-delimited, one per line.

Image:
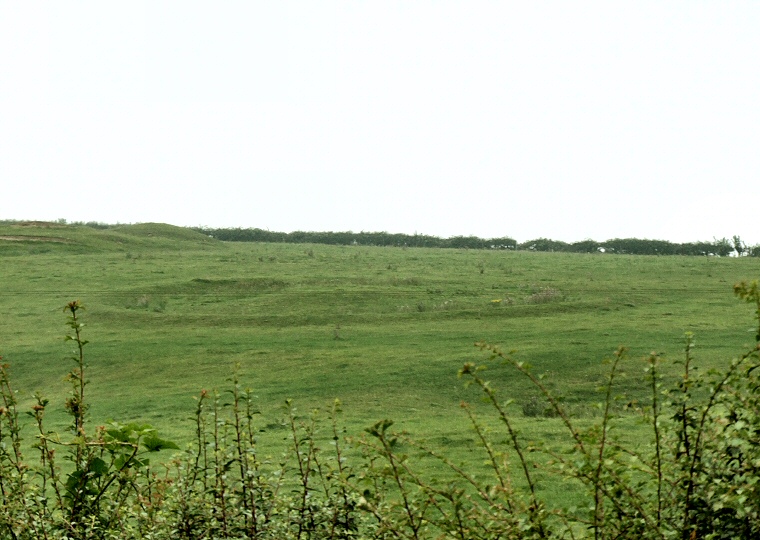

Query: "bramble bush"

xmin=2 ymin=283 xmax=760 ymax=538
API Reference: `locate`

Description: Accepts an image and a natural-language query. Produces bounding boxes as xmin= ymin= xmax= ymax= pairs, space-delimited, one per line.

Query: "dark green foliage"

xmin=518 ymin=237 xmax=570 ymax=252
xmin=192 ymin=226 xmax=520 ymax=250
xmin=192 ymin=225 xmax=754 ymax=256
xmin=568 ymin=239 xmax=601 ymax=253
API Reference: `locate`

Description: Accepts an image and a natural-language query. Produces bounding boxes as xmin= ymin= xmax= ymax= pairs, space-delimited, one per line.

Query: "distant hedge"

xmin=193 ymin=227 xmax=755 ymax=256
xmin=191 ymin=227 xmax=518 ymax=250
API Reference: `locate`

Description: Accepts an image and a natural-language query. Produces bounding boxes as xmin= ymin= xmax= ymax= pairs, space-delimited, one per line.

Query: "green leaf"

xmin=90 ymin=457 xmax=109 ymax=475
xmin=142 ymin=434 xmax=179 ymax=452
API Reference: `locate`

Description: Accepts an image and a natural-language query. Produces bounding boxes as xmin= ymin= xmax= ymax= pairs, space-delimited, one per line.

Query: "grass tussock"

xmin=525 ymin=286 xmax=564 ymax=304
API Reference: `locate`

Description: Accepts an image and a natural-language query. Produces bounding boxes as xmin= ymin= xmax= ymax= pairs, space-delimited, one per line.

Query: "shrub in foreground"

xmin=2 ymin=283 xmax=760 ymax=538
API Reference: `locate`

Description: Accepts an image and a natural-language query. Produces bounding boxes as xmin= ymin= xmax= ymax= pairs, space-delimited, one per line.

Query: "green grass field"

xmin=2 ymin=221 xmax=759 ymax=501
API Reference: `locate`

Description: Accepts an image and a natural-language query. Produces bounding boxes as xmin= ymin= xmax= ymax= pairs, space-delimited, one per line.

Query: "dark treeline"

xmin=192 ymin=227 xmax=518 ymax=250
xmin=517 ymin=236 xmax=747 ymax=256
xmin=192 ymin=227 xmax=760 ymax=257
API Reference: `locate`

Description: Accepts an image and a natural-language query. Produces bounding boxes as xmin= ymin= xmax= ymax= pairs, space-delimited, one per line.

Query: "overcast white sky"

xmin=1 ymin=2 xmax=758 ymax=244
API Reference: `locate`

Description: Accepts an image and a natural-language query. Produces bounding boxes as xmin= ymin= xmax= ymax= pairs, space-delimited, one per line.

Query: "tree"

xmin=713 ymin=237 xmax=734 ymax=257
xmin=732 ymin=235 xmax=746 ymax=256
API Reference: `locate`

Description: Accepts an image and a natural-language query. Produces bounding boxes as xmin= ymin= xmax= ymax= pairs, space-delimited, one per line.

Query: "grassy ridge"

xmin=1 ymin=221 xmax=758 ymax=454
xmin=0 ymin=220 xmax=216 ymax=254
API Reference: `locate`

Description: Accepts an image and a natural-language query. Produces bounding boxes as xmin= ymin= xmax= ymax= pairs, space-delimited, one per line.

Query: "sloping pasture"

xmin=2 ymin=222 xmax=758 ymax=504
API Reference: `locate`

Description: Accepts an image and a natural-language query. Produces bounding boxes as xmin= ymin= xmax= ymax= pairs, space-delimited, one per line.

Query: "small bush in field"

xmin=521 ymin=395 xmax=556 ymax=418
xmin=125 ymin=294 xmax=167 ymax=312
xmin=525 ymin=286 xmax=563 ymax=303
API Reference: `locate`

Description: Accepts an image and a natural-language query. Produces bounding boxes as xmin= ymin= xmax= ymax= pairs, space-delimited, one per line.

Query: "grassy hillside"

xmin=0 ymin=220 xmax=216 ymax=254
xmin=2 ymin=222 xmax=759 ymax=462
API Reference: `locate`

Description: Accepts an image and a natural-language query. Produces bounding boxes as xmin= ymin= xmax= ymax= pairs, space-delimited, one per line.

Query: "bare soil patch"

xmin=0 ymin=235 xmax=71 ymax=243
